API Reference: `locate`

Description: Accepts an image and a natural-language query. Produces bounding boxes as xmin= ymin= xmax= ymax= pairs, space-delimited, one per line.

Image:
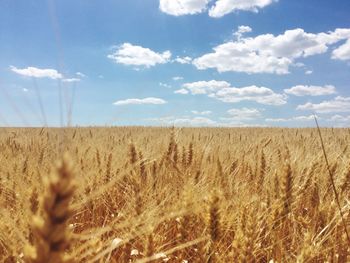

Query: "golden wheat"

xmin=0 ymin=127 xmax=349 ymax=262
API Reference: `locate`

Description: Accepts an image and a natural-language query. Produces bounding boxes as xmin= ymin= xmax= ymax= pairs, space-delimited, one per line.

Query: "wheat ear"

xmin=25 ymin=153 xmax=76 ymax=263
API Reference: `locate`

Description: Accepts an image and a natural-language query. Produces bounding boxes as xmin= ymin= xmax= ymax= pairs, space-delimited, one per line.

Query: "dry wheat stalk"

xmin=207 ymin=193 xmax=220 ymax=263
xmin=24 ymin=153 xmax=76 ymax=263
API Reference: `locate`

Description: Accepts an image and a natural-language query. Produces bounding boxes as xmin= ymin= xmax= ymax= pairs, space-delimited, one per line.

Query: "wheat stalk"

xmin=24 ymin=153 xmax=76 ymax=263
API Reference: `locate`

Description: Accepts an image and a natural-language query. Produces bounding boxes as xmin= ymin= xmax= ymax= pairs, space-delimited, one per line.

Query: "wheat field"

xmin=0 ymin=127 xmax=349 ymax=262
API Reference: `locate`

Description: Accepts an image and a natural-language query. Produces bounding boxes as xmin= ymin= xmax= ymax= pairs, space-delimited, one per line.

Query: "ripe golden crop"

xmin=0 ymin=127 xmax=349 ymax=262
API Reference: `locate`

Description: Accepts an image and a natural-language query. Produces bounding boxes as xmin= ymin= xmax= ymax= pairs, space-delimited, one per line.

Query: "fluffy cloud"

xmin=148 ymin=116 xmax=216 ymax=126
xmin=174 ymin=88 xmax=189 ymax=94
xmin=284 ymin=85 xmax=336 ymax=96
xmin=234 ymin=25 xmax=252 ymax=39
xmin=332 ymin=39 xmax=350 ymax=60
xmin=214 ymin=86 xmax=287 ymax=105
xmin=148 ymin=114 xmax=267 ymax=127
xmin=183 ymin=80 xmax=231 ymax=94
xmin=266 ymin=115 xmax=316 ymax=122
xmin=10 ymin=66 xmax=63 ymax=79
xmin=209 ymin=0 xmax=276 ymax=17
xmin=159 ymin=0 xmax=276 ymax=17
xmin=113 ymin=97 xmax=167 ymax=106
xmin=294 ymin=62 xmax=305 ymax=68
xmin=193 ymin=28 xmax=350 ymax=74
xmin=297 ymin=96 xmax=350 ymax=113
xmin=236 ymin=25 xmax=252 ymax=34
xmin=192 ymin=41 xmax=292 ymax=74
xmin=293 ymin=115 xmax=317 ymax=121
xmin=179 ymin=80 xmax=286 ymax=105
xmin=174 ymin=56 xmax=193 ymax=64
xmin=197 ymin=47 xmax=289 ymax=74
xmin=76 ymin=72 xmax=86 ymax=77
xmin=265 ymin=118 xmax=288 ymax=122
xmin=108 ymin=43 xmax=171 ymax=68
xmin=159 ymin=0 xmax=209 ymax=16
xmin=225 ymin=107 xmax=261 ymax=120
xmin=62 ymin=78 xmax=81 ymax=83
xmin=191 ymin=110 xmax=212 ymax=115
xmin=159 ymin=82 xmax=172 ymax=88
xmin=328 ymin=115 xmax=350 ymax=122
xmin=173 ymin=76 xmax=184 ymax=81
xmin=173 ymin=116 xmax=216 ymax=125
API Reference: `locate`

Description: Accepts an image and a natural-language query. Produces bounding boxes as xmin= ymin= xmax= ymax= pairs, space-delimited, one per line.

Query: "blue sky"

xmin=1 ymin=0 xmax=350 ymax=127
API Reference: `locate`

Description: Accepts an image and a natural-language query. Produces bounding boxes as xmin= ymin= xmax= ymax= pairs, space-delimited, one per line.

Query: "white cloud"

xmin=222 ymin=122 xmax=267 ymax=127
xmin=108 ymin=43 xmax=171 ymax=68
xmin=159 ymin=82 xmax=172 ymax=88
xmin=284 ymin=85 xmax=336 ymax=96
xmin=175 ymin=56 xmax=193 ymax=64
xmin=226 ymin=107 xmax=261 ymax=120
xmin=10 ymin=66 xmax=63 ymax=79
xmin=297 ymin=96 xmax=350 ymax=113
xmin=113 ymin=97 xmax=167 ymax=106
xmin=147 ymin=115 xmax=268 ymax=127
xmin=193 ymin=28 xmax=350 ymax=74
xmin=328 ymin=115 xmax=350 ymax=122
xmin=332 ymin=39 xmax=350 ymax=60
xmin=76 ymin=72 xmax=86 ymax=77
xmin=147 ymin=115 xmax=216 ymax=126
xmin=146 ymin=116 xmax=175 ymax=123
xmin=183 ymin=80 xmax=231 ymax=94
xmin=305 ymin=70 xmax=313 ymax=75
xmin=62 ymin=78 xmax=81 ymax=83
xmin=193 ymin=40 xmax=292 ymax=74
xmin=173 ymin=76 xmax=184 ymax=81
xmin=191 ymin=110 xmax=212 ymax=115
xmin=159 ymin=0 xmax=209 ymax=16
xmin=293 ymin=115 xmax=317 ymax=121
xmin=234 ymin=25 xmax=252 ymax=39
xmin=236 ymin=25 xmax=252 ymax=34
xmin=266 ymin=115 xmax=316 ymax=122
xmin=213 ymin=85 xmax=287 ymax=105
xmin=209 ymin=0 xmax=277 ymax=17
xmin=23 ymin=88 xmax=29 ymax=92
xmin=294 ymin=62 xmax=305 ymax=68
xmin=265 ymin=118 xmax=288 ymax=122
xmin=173 ymin=116 xmax=216 ymax=126
xmin=174 ymin=88 xmax=189 ymax=94
xmin=159 ymin=0 xmax=276 ymax=17
xmin=180 ymin=80 xmax=286 ymax=105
